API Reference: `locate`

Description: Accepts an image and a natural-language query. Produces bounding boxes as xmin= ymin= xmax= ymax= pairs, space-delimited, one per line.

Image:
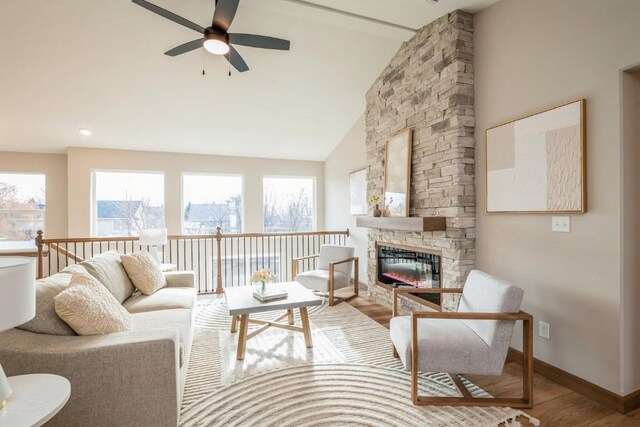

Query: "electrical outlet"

xmin=552 ymin=216 xmax=571 ymax=232
xmin=539 ymin=321 xmax=550 ymax=339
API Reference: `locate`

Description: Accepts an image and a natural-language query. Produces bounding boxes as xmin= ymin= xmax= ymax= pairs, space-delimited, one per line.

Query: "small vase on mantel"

xmin=373 ymin=204 xmax=382 ymax=217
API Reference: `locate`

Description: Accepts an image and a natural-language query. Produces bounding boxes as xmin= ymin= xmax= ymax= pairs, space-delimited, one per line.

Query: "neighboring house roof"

xmin=185 ymin=203 xmax=230 ymax=223
xmin=97 ymin=200 xmax=141 ymax=219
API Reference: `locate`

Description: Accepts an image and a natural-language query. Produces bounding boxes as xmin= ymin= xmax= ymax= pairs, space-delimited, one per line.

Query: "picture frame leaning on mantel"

xmin=384 ymin=129 xmax=413 ymax=217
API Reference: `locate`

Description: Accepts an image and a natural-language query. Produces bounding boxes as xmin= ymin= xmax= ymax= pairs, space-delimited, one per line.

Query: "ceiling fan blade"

xmin=165 ymin=39 xmax=203 ymax=56
xmin=212 ymin=0 xmax=239 ymax=32
xmin=225 ymin=45 xmax=249 ymax=72
xmin=132 ymin=0 xmax=205 ymax=34
xmin=228 ymin=33 xmax=290 ymax=50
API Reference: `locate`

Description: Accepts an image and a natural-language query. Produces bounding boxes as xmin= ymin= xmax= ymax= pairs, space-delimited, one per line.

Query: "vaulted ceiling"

xmin=0 ymin=0 xmax=499 ymax=160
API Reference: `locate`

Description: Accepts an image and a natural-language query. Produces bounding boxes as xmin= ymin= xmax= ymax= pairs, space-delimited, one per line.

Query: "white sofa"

xmin=0 ymin=251 xmax=197 ymax=427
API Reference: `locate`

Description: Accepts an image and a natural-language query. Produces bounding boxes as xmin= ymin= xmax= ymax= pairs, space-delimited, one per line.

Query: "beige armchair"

xmin=390 ymin=270 xmax=533 ymax=408
xmin=293 ymin=245 xmax=359 ymax=306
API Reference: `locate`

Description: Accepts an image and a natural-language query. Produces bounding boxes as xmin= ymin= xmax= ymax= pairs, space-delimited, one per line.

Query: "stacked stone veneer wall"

xmin=365 ymin=11 xmax=475 ymax=311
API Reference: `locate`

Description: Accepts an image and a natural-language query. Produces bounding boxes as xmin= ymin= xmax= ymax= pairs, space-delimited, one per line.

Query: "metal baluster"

xmin=267 ymin=236 xmax=271 ymax=270
xmin=204 ymin=237 xmax=208 ymax=293
xmin=237 ymin=237 xmax=241 ymax=286
xmin=182 ymin=238 xmax=186 ymax=272
xmin=229 ymin=237 xmax=235 ymax=286
xmin=189 ymin=238 xmax=193 ymax=272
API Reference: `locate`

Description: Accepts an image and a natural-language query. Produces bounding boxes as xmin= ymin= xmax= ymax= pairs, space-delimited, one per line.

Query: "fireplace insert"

xmin=376 ymin=242 xmax=442 ymax=307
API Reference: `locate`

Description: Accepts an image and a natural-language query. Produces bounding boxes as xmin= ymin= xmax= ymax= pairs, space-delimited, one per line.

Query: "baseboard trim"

xmin=507 ymin=348 xmax=640 ymax=414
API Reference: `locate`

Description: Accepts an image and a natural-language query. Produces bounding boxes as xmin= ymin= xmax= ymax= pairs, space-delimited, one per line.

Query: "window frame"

xmin=262 ymin=175 xmax=317 ymax=233
xmin=0 ymin=172 xmax=46 ymax=245
xmin=91 ymin=169 xmax=166 ymax=237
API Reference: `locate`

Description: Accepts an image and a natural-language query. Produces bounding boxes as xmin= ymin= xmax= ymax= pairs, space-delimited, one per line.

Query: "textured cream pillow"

xmin=121 ymin=251 xmax=167 ymax=295
xmin=54 ymin=272 xmax=133 ymax=336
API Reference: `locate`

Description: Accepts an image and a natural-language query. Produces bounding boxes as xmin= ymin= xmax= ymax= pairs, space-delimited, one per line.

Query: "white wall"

xmin=65 ymin=147 xmax=325 ymax=236
xmin=475 ymin=0 xmax=640 ymax=394
xmin=324 ymin=114 xmax=368 ymax=284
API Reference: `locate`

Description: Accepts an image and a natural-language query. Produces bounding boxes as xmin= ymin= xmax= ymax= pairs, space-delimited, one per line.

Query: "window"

xmin=182 ymin=174 xmax=243 ymax=234
xmin=0 ymin=173 xmax=45 ymax=244
xmin=93 ymin=171 xmax=164 ymax=237
xmin=263 ymin=177 xmax=315 ymax=232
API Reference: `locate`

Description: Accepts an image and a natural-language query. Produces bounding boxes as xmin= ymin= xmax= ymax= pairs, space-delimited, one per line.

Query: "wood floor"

xmin=346 ymin=295 xmax=640 ymax=426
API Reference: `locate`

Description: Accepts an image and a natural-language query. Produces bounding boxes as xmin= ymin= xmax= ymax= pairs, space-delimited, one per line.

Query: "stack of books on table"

xmin=253 ymin=286 xmax=288 ymax=302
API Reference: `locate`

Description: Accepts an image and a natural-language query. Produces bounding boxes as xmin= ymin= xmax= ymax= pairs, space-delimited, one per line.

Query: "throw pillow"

xmin=54 ymin=272 xmax=133 ymax=336
xmin=17 ymin=274 xmax=77 ymax=336
xmin=79 ymin=251 xmax=135 ymax=303
xmin=120 ymin=251 xmax=167 ymax=295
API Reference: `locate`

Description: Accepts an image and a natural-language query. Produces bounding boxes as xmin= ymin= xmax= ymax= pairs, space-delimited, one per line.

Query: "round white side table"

xmin=0 ymin=374 xmax=70 ymax=427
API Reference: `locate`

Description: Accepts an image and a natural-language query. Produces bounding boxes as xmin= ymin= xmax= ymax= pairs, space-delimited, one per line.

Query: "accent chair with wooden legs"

xmin=389 ymin=270 xmax=534 ymax=408
xmin=292 ymin=245 xmax=359 ymax=306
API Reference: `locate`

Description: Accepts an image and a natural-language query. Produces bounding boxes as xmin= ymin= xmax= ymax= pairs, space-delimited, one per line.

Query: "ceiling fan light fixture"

xmin=203 ymin=33 xmax=230 ymax=55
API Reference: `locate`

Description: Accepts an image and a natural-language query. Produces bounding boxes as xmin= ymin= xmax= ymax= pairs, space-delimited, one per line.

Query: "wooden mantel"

xmin=356 ymin=216 xmax=446 ymax=232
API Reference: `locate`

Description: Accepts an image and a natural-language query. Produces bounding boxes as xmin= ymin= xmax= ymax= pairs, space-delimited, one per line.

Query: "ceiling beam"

xmin=280 ymin=0 xmax=418 ymax=33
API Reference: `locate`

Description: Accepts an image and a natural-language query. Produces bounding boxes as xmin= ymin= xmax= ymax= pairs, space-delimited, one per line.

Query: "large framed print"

xmin=486 ymin=99 xmax=586 ymax=213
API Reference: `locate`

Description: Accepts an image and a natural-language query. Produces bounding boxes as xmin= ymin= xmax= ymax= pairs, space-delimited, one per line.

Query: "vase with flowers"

xmin=251 ymin=268 xmax=278 ymax=293
xmin=370 ymin=195 xmax=382 ymax=217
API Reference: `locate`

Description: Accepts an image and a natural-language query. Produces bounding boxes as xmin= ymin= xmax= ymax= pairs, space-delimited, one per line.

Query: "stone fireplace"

xmin=365 ymin=11 xmax=475 ymax=311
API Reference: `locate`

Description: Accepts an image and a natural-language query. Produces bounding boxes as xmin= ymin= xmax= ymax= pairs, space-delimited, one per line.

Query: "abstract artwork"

xmin=384 ymin=129 xmax=412 ymax=217
xmin=486 ymin=99 xmax=586 ymax=213
xmin=349 ymin=168 xmax=367 ymax=215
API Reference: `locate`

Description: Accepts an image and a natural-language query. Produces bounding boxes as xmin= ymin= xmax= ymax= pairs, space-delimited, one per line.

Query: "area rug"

xmin=180 ymin=296 xmax=540 ymax=427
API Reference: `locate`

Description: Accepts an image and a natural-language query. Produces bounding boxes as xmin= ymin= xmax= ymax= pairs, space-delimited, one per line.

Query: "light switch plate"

xmin=552 ymin=216 xmax=570 ymax=233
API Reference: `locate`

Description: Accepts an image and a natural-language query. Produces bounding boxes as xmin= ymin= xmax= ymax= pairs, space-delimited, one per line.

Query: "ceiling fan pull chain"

xmin=202 ymin=47 xmax=206 ymax=76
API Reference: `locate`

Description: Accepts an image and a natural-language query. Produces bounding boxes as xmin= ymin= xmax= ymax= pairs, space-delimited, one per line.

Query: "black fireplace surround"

xmin=376 ymin=242 xmax=442 ymax=307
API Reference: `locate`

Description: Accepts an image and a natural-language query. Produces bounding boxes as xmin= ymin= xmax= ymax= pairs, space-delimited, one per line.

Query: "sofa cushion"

xmin=121 ymin=251 xmax=167 ymax=295
xmin=318 ymin=245 xmax=355 ymax=276
xmin=296 ymin=269 xmax=350 ymax=292
xmin=131 ymin=309 xmax=192 ymax=367
xmin=390 ymin=315 xmax=506 ymax=376
xmin=123 ymin=287 xmax=197 ymax=314
xmin=54 ymin=272 xmax=133 ymax=336
xmin=80 ymin=251 xmax=135 ymax=304
xmin=458 ymin=270 xmax=523 ymax=346
xmin=17 ymin=273 xmax=77 ymax=336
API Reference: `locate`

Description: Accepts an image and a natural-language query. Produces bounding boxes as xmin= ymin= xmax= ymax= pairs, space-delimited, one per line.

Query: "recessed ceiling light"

xmin=79 ymin=128 xmax=92 ymax=136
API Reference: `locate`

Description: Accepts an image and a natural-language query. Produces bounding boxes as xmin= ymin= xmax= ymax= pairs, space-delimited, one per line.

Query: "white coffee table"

xmin=224 ymin=282 xmax=323 ymax=360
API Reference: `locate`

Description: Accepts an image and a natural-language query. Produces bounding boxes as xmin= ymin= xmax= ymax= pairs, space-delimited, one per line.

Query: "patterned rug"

xmin=180 ymin=296 xmax=540 ymax=427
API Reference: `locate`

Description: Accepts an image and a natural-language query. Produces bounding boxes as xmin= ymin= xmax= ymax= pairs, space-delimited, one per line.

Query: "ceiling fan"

xmin=132 ymin=0 xmax=290 ymax=73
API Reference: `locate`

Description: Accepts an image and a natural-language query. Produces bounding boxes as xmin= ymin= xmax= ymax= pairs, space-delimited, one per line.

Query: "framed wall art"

xmin=384 ymin=129 xmax=412 ymax=217
xmin=349 ymin=168 xmax=367 ymax=215
xmin=486 ymin=99 xmax=586 ymax=213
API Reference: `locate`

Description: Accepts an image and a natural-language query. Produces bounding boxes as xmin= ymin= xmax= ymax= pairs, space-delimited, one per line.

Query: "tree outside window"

xmin=0 ymin=173 xmax=45 ymax=244
xmin=182 ymin=174 xmax=243 ymax=234
xmin=93 ymin=171 xmax=165 ymax=237
xmin=263 ymin=177 xmax=315 ymax=232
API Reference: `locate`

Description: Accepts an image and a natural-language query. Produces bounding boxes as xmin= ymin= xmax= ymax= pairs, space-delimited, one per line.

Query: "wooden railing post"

xmin=36 ymin=230 xmax=44 ymax=279
xmin=215 ymin=227 xmax=223 ymax=294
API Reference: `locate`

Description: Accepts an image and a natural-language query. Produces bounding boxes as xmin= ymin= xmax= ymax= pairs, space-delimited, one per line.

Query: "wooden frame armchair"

xmin=390 ymin=270 xmax=533 ymax=408
xmin=292 ymin=245 xmax=359 ymax=306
